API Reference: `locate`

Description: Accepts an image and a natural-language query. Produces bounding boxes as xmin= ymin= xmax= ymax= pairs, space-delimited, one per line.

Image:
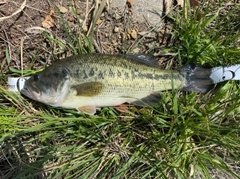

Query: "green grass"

xmin=1 ymin=0 xmax=240 ymax=178
xmin=165 ymin=0 xmax=240 ymax=66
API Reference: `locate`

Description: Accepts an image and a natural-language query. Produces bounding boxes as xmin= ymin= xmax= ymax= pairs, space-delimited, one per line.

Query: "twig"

xmin=82 ymin=0 xmax=89 ymax=31
xmin=0 ymin=0 xmax=26 ymax=21
xmin=20 ymin=37 xmax=23 ymax=78
xmin=87 ymin=0 xmax=107 ymax=37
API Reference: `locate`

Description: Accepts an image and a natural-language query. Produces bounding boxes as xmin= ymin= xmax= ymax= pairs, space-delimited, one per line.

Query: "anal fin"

xmin=131 ymin=93 xmax=161 ymax=107
xmin=77 ymin=105 xmax=97 ymax=115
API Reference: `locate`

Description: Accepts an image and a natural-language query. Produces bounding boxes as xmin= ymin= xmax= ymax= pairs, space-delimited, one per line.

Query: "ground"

xmin=0 ymin=0 xmax=172 ymax=77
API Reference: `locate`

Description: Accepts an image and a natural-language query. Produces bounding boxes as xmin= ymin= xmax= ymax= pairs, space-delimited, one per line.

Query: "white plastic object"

xmin=210 ymin=65 xmax=240 ymax=83
xmin=7 ymin=77 xmax=30 ymax=92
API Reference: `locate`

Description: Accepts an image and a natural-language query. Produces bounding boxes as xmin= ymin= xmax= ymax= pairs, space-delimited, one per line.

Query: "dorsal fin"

xmin=124 ymin=54 xmax=159 ymax=67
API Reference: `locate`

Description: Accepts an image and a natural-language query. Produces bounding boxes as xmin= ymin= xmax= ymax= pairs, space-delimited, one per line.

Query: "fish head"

xmin=21 ymin=66 xmax=70 ymax=107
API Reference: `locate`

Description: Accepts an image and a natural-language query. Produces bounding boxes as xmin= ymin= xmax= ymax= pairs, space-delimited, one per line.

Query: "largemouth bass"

xmin=21 ymin=54 xmax=214 ymax=114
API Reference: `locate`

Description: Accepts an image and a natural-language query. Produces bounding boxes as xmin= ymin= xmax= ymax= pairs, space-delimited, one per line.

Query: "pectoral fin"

xmin=72 ymin=82 xmax=104 ymax=97
xmin=77 ymin=105 xmax=97 ymax=115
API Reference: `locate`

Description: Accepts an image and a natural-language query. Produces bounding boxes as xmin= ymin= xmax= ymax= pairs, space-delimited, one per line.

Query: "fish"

xmin=20 ymin=53 xmax=214 ymax=115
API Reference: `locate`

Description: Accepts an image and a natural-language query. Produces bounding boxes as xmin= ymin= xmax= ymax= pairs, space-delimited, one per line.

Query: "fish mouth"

xmin=21 ymin=86 xmax=61 ymax=107
xmin=21 ymin=86 xmax=41 ymax=100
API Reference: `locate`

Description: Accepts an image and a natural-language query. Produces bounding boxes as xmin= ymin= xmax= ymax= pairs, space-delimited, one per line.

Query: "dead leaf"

xmin=42 ymin=8 xmax=55 ymax=28
xmin=127 ymin=0 xmax=133 ymax=7
xmin=189 ymin=0 xmax=202 ymax=19
xmin=176 ymin=0 xmax=184 ymax=7
xmin=130 ymin=29 xmax=137 ymax=39
xmin=57 ymin=5 xmax=68 ymax=13
xmin=69 ymin=15 xmax=75 ymax=22
xmin=164 ymin=0 xmax=173 ymax=14
xmin=190 ymin=0 xmax=199 ymax=8
xmin=114 ymin=104 xmax=129 ymax=113
xmin=132 ymin=47 xmax=140 ymax=53
xmin=42 ymin=15 xmax=54 ymax=28
xmin=96 ymin=18 xmax=102 ymax=25
xmin=114 ymin=26 xmax=120 ymax=33
xmin=49 ymin=8 xmax=55 ymax=15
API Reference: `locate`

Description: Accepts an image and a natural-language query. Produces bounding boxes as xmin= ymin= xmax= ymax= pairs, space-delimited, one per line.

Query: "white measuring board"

xmin=210 ymin=65 xmax=240 ymax=83
xmin=7 ymin=77 xmax=30 ymax=92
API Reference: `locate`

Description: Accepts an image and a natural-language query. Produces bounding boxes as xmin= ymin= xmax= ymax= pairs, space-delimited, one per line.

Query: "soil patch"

xmin=0 ymin=0 xmax=172 ymax=80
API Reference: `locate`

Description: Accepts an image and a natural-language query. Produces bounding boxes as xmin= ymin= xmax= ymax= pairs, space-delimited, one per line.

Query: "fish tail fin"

xmin=179 ymin=64 xmax=215 ymax=93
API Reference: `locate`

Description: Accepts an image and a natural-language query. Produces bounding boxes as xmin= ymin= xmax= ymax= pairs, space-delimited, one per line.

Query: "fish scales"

xmin=21 ymin=53 xmax=214 ymax=115
xmin=63 ymin=54 xmax=184 ymax=98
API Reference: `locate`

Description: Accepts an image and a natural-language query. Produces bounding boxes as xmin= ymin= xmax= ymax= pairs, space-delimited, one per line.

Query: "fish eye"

xmin=33 ymin=75 xmax=39 ymax=81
